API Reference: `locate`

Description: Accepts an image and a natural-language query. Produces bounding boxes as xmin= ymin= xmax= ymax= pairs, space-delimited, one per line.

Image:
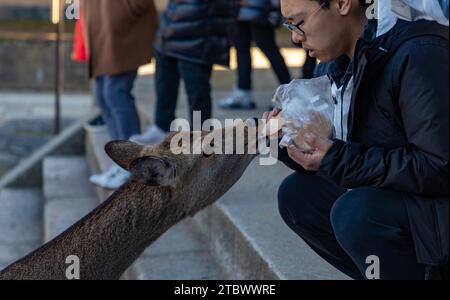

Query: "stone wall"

xmin=0 ymin=36 xmax=89 ymax=91
xmin=0 ymin=0 xmax=167 ymax=20
xmin=0 ymin=0 xmax=50 ymax=21
xmin=0 ymin=0 xmax=50 ymax=6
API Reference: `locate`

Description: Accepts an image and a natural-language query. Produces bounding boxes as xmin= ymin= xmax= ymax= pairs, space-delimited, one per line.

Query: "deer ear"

xmin=129 ymin=156 xmax=177 ymax=187
xmin=105 ymin=141 xmax=144 ymax=170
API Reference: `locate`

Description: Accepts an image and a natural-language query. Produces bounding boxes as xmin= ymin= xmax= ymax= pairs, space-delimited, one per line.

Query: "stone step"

xmin=0 ymin=188 xmax=43 ymax=271
xmin=84 ymin=125 xmax=115 ymax=202
xmin=42 ymin=156 xmax=98 ymax=242
xmin=131 ymin=219 xmax=226 ymax=280
xmin=85 ymin=127 xmax=227 ymax=280
xmin=132 ymin=84 xmax=349 ymax=280
xmin=193 ymin=159 xmax=348 ymax=280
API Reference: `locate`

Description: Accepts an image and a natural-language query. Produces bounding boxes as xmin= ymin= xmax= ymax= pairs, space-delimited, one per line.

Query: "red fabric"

xmin=72 ymin=3 xmax=88 ymax=63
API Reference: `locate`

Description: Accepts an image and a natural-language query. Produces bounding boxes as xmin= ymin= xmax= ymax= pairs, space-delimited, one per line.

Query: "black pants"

xmin=155 ymin=51 xmax=213 ymax=132
xmin=277 ymin=171 xmax=427 ymax=280
xmin=302 ymin=53 xmax=317 ymax=79
xmin=234 ymin=21 xmax=291 ymax=91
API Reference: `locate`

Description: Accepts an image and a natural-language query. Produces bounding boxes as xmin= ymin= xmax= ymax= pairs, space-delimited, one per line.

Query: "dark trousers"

xmin=302 ymin=53 xmax=317 ymax=79
xmin=277 ymin=171 xmax=427 ymax=280
xmin=155 ymin=51 xmax=213 ymax=132
xmin=95 ymin=70 xmax=140 ymax=140
xmin=234 ymin=21 xmax=291 ymax=91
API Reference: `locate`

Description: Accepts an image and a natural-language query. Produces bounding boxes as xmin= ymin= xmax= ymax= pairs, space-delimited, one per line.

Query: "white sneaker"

xmin=219 ymin=89 xmax=256 ymax=110
xmin=89 ymin=165 xmax=130 ymax=189
xmin=129 ymin=125 xmax=168 ymax=145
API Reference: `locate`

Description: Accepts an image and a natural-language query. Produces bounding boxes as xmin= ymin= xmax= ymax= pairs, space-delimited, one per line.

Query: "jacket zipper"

xmin=425 ymin=266 xmax=433 ymax=280
xmin=340 ymin=88 xmax=345 ymax=140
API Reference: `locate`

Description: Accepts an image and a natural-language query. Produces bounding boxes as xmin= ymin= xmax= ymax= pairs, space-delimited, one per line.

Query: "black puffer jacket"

xmin=279 ymin=20 xmax=449 ymax=276
xmin=154 ymin=0 xmax=238 ymax=66
xmin=238 ymin=0 xmax=282 ymax=27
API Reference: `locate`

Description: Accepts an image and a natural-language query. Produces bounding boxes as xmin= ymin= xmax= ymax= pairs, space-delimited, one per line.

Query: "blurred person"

xmin=219 ymin=0 xmax=291 ymax=110
xmin=130 ymin=0 xmax=239 ymax=145
xmin=84 ymin=0 xmax=158 ymax=189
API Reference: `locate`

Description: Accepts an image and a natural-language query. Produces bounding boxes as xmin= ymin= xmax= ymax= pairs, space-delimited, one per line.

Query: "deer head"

xmin=105 ymin=119 xmax=262 ymax=217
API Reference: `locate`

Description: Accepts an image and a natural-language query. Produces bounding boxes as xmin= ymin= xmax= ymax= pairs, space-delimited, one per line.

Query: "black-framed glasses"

xmin=282 ymin=1 xmax=328 ymax=36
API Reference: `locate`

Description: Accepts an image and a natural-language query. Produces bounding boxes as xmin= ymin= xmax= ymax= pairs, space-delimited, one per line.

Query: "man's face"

xmin=281 ymin=0 xmax=350 ymax=61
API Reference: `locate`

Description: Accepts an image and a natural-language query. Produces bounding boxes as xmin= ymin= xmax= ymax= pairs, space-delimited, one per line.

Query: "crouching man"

xmin=266 ymin=0 xmax=448 ymax=280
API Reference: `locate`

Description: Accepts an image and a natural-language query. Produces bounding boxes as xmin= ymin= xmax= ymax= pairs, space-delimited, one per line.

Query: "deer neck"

xmin=0 ymin=179 xmax=182 ymax=280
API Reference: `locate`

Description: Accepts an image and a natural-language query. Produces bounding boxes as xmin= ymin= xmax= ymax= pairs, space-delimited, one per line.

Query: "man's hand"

xmin=262 ymin=108 xmax=283 ymax=138
xmin=262 ymin=107 xmax=282 ymax=122
xmin=287 ymin=133 xmax=333 ymax=171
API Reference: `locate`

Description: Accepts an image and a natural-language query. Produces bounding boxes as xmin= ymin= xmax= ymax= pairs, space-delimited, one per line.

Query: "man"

xmin=266 ymin=0 xmax=448 ymax=279
xmin=84 ymin=0 xmax=159 ymax=189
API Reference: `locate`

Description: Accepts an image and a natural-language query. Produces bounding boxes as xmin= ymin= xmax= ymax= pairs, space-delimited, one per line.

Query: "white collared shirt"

xmin=331 ymin=76 xmax=353 ymax=142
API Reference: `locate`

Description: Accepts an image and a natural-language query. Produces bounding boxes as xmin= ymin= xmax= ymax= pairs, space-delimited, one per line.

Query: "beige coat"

xmin=83 ymin=0 xmax=158 ymax=77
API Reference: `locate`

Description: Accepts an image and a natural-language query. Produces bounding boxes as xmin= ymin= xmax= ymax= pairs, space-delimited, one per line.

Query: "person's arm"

xmin=318 ymin=42 xmax=449 ymax=197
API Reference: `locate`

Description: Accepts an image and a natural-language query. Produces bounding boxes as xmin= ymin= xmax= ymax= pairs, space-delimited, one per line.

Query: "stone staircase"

xmin=42 ymin=156 xmax=98 ymax=243
xmin=0 ymin=65 xmax=348 ymax=279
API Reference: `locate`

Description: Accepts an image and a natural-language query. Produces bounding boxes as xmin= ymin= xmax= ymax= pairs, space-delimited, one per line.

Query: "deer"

xmin=0 ymin=119 xmax=266 ymax=280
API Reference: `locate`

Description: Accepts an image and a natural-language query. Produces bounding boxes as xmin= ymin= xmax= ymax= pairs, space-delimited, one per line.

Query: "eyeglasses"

xmin=283 ymin=1 xmax=328 ymax=36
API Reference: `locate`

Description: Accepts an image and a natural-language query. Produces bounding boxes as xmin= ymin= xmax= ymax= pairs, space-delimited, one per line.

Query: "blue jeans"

xmin=278 ymin=171 xmax=428 ymax=280
xmin=95 ymin=71 xmax=140 ymax=140
xmin=154 ymin=51 xmax=213 ymax=132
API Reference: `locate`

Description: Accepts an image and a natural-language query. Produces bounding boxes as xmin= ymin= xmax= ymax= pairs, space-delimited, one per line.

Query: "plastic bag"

xmin=391 ymin=0 xmax=449 ymax=25
xmin=270 ymin=76 xmax=335 ymax=152
xmin=377 ymin=0 xmax=449 ymax=37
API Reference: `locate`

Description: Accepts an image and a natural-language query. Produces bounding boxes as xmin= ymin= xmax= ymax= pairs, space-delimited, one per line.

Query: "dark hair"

xmin=316 ymin=0 xmax=373 ymax=9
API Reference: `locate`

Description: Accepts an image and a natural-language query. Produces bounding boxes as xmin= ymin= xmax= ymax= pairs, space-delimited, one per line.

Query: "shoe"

xmin=129 ymin=125 xmax=168 ymax=145
xmin=219 ymin=89 xmax=257 ymax=110
xmin=89 ymin=165 xmax=130 ymax=189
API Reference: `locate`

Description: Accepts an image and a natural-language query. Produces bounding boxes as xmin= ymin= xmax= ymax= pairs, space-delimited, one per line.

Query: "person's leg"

xmin=154 ymin=51 xmax=181 ymax=132
xmin=91 ymin=75 xmax=134 ymax=189
xmin=302 ymin=53 xmax=317 ymax=79
xmin=331 ymin=187 xmax=426 ymax=280
xmin=219 ymin=21 xmax=256 ymax=110
xmin=235 ymin=21 xmax=253 ymax=91
xmin=103 ymin=70 xmax=140 ymax=140
xmin=251 ymin=23 xmax=291 ymax=85
xmin=278 ymin=172 xmax=364 ymax=279
xmin=178 ymin=59 xmax=213 ymax=128
xmin=95 ymin=76 xmax=119 ymax=140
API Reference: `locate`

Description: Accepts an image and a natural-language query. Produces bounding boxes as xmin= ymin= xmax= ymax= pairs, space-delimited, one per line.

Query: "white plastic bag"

xmin=391 ymin=0 xmax=449 ymax=24
xmin=271 ymin=76 xmax=335 ymax=152
xmin=378 ymin=0 xmax=449 ymax=37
